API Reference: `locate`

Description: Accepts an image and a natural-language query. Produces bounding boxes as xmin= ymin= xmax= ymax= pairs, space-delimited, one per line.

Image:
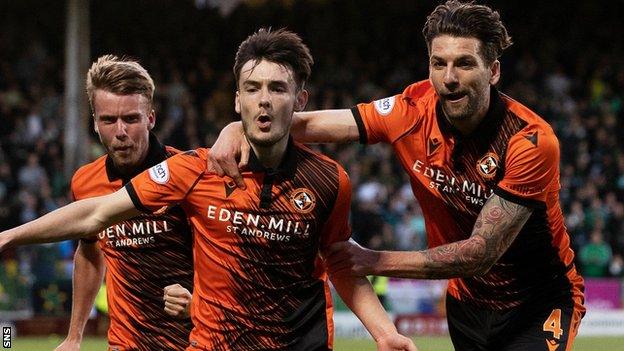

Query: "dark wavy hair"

xmin=422 ymin=1 xmax=513 ymax=64
xmin=233 ymin=28 xmax=313 ymax=90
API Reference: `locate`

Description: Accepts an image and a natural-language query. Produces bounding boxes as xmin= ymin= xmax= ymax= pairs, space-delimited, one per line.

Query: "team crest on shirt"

xmin=290 ymin=188 xmax=316 ymax=214
xmin=476 ymin=153 xmax=499 ymax=179
xmin=148 ymin=160 xmax=170 ymax=184
xmin=374 ymin=96 xmax=396 ymax=116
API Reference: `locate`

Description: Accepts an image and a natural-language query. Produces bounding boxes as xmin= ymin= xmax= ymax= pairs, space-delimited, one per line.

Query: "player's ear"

xmin=489 ymin=60 xmax=501 ymax=85
xmin=93 ymin=115 xmax=99 ymax=133
xmin=147 ymin=109 xmax=156 ymax=130
xmin=294 ymin=89 xmax=308 ymax=112
xmin=235 ymin=91 xmax=241 ymax=114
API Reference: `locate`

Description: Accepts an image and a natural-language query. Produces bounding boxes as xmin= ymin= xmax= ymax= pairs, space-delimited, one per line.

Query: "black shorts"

xmin=446 ymin=293 xmax=583 ymax=351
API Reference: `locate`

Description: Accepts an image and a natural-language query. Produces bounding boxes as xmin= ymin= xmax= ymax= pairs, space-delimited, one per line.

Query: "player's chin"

xmin=443 ymin=108 xmax=470 ymax=121
xmin=248 ymin=133 xmax=283 ymax=147
xmin=111 ymin=154 xmax=137 ymax=169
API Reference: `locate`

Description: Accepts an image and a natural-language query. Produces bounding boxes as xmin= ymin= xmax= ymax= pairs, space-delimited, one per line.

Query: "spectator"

xmin=579 ymin=230 xmax=613 ymax=277
xmin=17 ymin=153 xmax=48 ymax=195
xmin=610 ymin=254 xmax=624 ymax=277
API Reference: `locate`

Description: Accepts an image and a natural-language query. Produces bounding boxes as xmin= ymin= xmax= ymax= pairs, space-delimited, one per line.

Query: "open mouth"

xmin=444 ymin=92 xmax=467 ymax=103
xmin=256 ymin=115 xmax=272 ymax=130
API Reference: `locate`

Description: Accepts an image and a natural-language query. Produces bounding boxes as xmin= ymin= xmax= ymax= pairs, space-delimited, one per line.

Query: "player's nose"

xmin=443 ymin=65 xmax=459 ymax=87
xmin=258 ymin=87 xmax=271 ymax=108
xmin=114 ymin=119 xmax=129 ymax=139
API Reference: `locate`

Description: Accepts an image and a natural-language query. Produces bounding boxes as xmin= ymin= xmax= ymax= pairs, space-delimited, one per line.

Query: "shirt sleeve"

xmin=351 ymin=81 xmax=429 ymax=145
xmin=125 ymin=149 xmax=207 ymax=213
xmin=319 ymin=166 xmax=352 ymax=249
xmin=494 ymin=129 xmax=559 ymax=210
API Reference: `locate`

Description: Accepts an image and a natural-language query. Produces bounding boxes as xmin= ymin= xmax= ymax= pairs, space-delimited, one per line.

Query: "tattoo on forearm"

xmin=484 ymin=206 xmax=503 ymax=224
xmin=421 ymin=195 xmax=532 ymax=279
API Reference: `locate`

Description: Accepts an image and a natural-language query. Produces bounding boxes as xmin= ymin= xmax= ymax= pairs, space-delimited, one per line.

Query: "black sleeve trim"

xmin=350 ymin=106 xmax=368 ymax=145
xmin=493 ymin=186 xmax=546 ymax=210
xmin=79 ymin=237 xmax=98 ymax=244
xmin=124 ymin=183 xmax=151 ymax=213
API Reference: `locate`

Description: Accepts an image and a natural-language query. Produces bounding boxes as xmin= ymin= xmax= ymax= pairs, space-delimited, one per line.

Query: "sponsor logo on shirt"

xmin=374 ymin=96 xmax=396 ymax=116
xmin=412 ymin=159 xmax=494 ymax=206
xmin=206 ymin=204 xmax=312 ymax=243
xmin=149 ymin=161 xmax=170 ymax=184
xmin=99 ymin=219 xmax=172 ymax=248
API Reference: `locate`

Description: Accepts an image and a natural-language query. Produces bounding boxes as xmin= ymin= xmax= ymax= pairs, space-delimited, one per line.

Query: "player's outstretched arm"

xmin=329 ymin=271 xmax=417 ymax=351
xmin=207 ymin=109 xmax=358 ymax=189
xmin=326 ymin=194 xmax=533 ymax=279
xmin=0 ymin=188 xmax=140 ymax=251
xmin=55 ymin=241 xmax=105 ymax=351
xmin=163 ymin=283 xmax=192 ymax=319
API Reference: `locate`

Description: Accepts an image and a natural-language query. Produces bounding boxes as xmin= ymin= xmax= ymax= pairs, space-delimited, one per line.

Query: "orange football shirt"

xmin=353 ymin=80 xmax=584 ymax=316
xmin=127 ymin=140 xmax=351 ymax=350
xmin=71 ymin=136 xmax=193 ymax=351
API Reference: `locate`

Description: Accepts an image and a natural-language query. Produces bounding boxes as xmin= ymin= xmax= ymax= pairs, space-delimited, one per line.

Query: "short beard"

xmin=110 ymin=155 xmax=138 ymax=175
xmin=443 ymin=93 xmax=483 ymax=121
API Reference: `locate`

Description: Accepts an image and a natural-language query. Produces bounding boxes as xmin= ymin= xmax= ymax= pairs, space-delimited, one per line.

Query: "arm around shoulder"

xmin=292 ymin=109 xmax=359 ymax=143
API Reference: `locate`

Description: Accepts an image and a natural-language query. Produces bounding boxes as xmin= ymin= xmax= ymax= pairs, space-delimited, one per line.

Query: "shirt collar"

xmin=435 ymin=85 xmax=506 ymax=140
xmin=105 ymin=133 xmax=168 ymax=183
xmin=246 ymin=137 xmax=298 ymax=179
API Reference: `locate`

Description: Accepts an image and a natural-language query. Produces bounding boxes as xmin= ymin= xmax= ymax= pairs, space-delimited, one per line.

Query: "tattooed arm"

xmin=325 ymin=194 xmax=533 ymax=279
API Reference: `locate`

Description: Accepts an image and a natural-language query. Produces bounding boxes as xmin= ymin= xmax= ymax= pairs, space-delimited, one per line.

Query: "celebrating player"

xmin=0 ymin=30 xmax=416 ymax=351
xmin=54 ymin=55 xmax=193 ymax=351
xmin=208 ymin=2 xmax=586 ymax=350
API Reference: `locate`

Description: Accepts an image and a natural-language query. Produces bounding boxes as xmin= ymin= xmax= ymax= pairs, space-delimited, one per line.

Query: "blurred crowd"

xmin=0 ymin=0 xmax=623 ymax=315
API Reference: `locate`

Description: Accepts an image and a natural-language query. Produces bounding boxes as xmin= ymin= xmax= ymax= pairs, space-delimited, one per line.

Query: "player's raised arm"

xmin=208 ymin=109 xmax=358 ymax=188
xmin=326 ymin=194 xmax=533 ymax=279
xmin=0 ymin=188 xmax=140 ymax=250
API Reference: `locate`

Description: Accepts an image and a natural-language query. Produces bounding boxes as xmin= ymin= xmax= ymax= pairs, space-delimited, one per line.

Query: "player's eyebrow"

xmin=98 ymin=112 xmax=142 ymax=119
xmin=241 ymin=80 xmax=260 ymax=86
xmin=430 ymin=54 xmax=477 ymax=63
xmin=242 ymin=79 xmax=290 ymax=88
xmin=269 ymin=80 xmax=289 ymax=89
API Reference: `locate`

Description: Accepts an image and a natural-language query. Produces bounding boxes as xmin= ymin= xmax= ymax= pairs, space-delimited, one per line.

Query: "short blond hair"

xmin=86 ymin=55 xmax=155 ymax=112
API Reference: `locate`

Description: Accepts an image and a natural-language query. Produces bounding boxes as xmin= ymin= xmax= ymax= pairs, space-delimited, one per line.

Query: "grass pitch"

xmin=9 ymin=336 xmax=624 ymax=350
xmin=336 ymin=337 xmax=624 ymax=351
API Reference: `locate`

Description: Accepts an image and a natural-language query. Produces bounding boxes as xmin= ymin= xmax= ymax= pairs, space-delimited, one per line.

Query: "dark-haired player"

xmin=209 ymin=2 xmax=585 ymax=350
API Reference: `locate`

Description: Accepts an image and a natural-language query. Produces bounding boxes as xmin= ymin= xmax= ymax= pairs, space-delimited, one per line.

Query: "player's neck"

xmin=250 ymin=135 xmax=289 ymax=170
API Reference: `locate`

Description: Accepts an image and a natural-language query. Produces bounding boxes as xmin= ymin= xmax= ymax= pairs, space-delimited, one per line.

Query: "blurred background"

xmin=0 ymin=0 xmax=623 ymax=349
